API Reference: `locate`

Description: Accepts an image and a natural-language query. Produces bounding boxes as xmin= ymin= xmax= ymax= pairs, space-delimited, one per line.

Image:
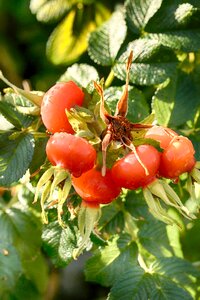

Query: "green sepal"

xmin=143 ymin=187 xmax=179 ymax=227
xmin=73 ymin=203 xmax=101 ymax=259
xmin=0 ymin=71 xmax=43 ymax=107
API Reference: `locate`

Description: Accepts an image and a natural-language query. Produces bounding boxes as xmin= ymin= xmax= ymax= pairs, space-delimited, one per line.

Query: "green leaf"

xmin=152 ymin=71 xmax=200 ymax=126
xmin=149 ymin=30 xmax=200 ymax=52
xmin=0 ymin=201 xmax=48 ymax=296
xmin=138 ymin=219 xmax=178 ymax=258
xmin=0 ymin=205 xmax=42 ymax=257
xmin=153 ymin=257 xmax=199 ymax=289
xmin=104 ymin=86 xmax=149 ymax=122
xmin=42 ymin=218 xmax=79 ymax=267
xmin=85 ymin=234 xmax=138 ymax=286
xmin=125 ymin=0 xmax=163 ymax=34
xmin=146 ymin=1 xmax=198 ymax=32
xmin=98 ymin=203 xmax=125 ymax=235
xmin=108 ymin=265 xmax=195 ymax=300
xmin=0 ymin=241 xmax=22 ymax=296
xmin=88 ymin=9 xmax=127 ymax=66
xmin=46 ymin=8 xmax=95 ymax=65
xmin=0 ymin=132 xmax=35 ymax=186
xmin=124 ymin=190 xmax=150 ymax=220
xmin=9 ymin=275 xmax=42 ymax=300
xmin=29 ymin=137 xmax=48 ymax=175
xmin=59 ymin=63 xmax=99 ymax=88
xmin=114 ymin=53 xmax=177 ymax=85
xmin=0 ymin=101 xmax=34 ymax=129
xmin=30 ymin=0 xmax=72 ymax=23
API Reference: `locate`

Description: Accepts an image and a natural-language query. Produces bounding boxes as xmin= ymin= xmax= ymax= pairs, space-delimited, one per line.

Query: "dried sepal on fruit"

xmin=94 ymin=51 xmax=152 ymax=176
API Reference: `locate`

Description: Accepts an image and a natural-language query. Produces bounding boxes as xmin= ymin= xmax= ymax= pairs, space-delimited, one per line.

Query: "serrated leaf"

xmin=42 ymin=219 xmax=78 ymax=267
xmin=153 ymin=257 xmax=199 ymax=288
xmin=29 ymin=137 xmax=48 ymax=175
xmin=108 ymin=266 xmax=195 ymax=300
xmin=0 ymin=241 xmax=22 ymax=295
xmin=152 ymin=71 xmax=200 ymax=126
xmin=124 ymin=189 xmax=150 ymax=220
xmin=149 ymin=30 xmax=200 ymax=52
xmin=104 ymin=86 xmax=149 ymax=122
xmin=88 ymin=9 xmax=127 ymax=66
xmin=138 ymin=219 xmax=177 ymax=257
xmin=59 ymin=63 xmax=99 ymax=88
xmin=98 ymin=204 xmax=125 ymax=235
xmin=125 ymin=0 xmax=163 ymax=34
xmin=0 ymin=101 xmax=34 ymax=129
xmin=114 ymin=53 xmax=177 ymax=85
xmin=47 ymin=9 xmax=95 ymax=65
xmin=30 ymin=0 xmax=72 ymax=22
xmin=146 ymin=1 xmax=198 ymax=32
xmin=0 ymin=132 xmax=35 ymax=186
xmin=85 ymin=234 xmax=138 ymax=286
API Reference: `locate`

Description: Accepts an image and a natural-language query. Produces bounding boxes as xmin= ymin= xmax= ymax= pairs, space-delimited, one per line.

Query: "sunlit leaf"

xmin=88 ymin=9 xmax=127 ymax=66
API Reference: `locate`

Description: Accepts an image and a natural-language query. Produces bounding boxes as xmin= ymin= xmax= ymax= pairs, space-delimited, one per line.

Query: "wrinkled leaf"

xmin=0 ymin=132 xmax=35 ymax=186
xmin=88 ymin=9 xmax=127 ymax=66
xmin=59 ymin=63 xmax=99 ymax=88
xmin=85 ymin=234 xmax=138 ymax=286
xmin=125 ymin=0 xmax=163 ymax=34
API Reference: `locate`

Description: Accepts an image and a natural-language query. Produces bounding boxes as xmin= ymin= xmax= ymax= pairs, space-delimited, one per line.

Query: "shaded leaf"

xmin=104 ymin=86 xmax=149 ymax=122
xmin=88 ymin=9 xmax=127 ymax=66
xmin=125 ymin=0 xmax=163 ymax=34
xmin=152 ymin=71 xmax=200 ymax=126
xmin=99 ymin=203 xmax=125 ymax=235
xmin=0 ymin=132 xmax=35 ymax=186
xmin=147 ymin=0 xmax=199 ymax=32
xmin=0 ymin=241 xmax=22 ymax=296
xmin=85 ymin=234 xmax=138 ymax=286
xmin=42 ymin=219 xmax=79 ymax=267
xmin=0 ymin=101 xmax=34 ymax=129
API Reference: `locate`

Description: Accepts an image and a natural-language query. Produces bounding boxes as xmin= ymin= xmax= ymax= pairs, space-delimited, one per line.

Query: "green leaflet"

xmin=85 ymin=234 xmax=138 ymax=287
xmin=42 ymin=212 xmax=79 ymax=267
xmin=88 ymin=9 xmax=127 ymax=66
xmin=0 ymin=199 xmax=48 ymax=298
xmin=125 ymin=0 xmax=163 ymax=34
xmin=152 ymin=70 xmax=200 ymax=126
xmin=0 ymin=132 xmax=35 ymax=186
xmin=104 ymin=86 xmax=149 ymax=123
xmin=59 ymin=63 xmax=99 ymax=88
xmin=30 ymin=0 xmax=72 ymax=23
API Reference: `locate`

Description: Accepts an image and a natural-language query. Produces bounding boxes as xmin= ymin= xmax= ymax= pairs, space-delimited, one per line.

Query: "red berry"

xmin=72 ymin=168 xmax=121 ymax=204
xmin=159 ymin=136 xmax=196 ymax=179
xmin=145 ymin=125 xmax=178 ymax=149
xmin=46 ymin=133 xmax=96 ymax=177
xmin=111 ymin=145 xmax=161 ymax=190
xmin=41 ymin=81 xmax=84 ymax=133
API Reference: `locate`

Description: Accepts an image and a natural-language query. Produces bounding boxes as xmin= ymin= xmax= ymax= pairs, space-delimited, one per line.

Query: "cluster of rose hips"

xmin=40 ymin=80 xmax=197 ymax=212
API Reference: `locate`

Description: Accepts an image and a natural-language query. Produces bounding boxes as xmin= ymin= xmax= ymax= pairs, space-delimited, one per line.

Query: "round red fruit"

xmin=41 ymin=81 xmax=84 ymax=133
xmin=145 ymin=125 xmax=178 ymax=150
xmin=72 ymin=168 xmax=121 ymax=204
xmin=159 ymin=136 xmax=196 ymax=179
xmin=46 ymin=133 xmax=96 ymax=177
xmin=111 ymin=145 xmax=161 ymax=190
